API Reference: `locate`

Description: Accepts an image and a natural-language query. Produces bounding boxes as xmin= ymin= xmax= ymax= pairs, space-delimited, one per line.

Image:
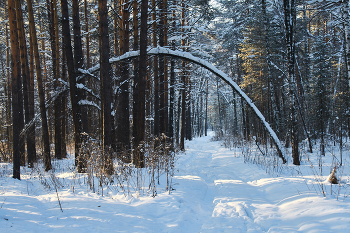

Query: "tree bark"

xmin=5 ymin=0 xmax=12 ymax=161
xmin=283 ymin=0 xmax=299 ymax=165
xmin=47 ymin=0 xmax=62 ymax=160
xmin=61 ymin=0 xmax=83 ymax=170
xmin=99 ymin=0 xmax=114 ymax=173
xmin=13 ymin=0 xmax=25 ymax=167
xmin=180 ymin=0 xmax=186 ymax=150
xmin=85 ymin=0 xmax=91 ymax=68
xmin=153 ymin=0 xmax=160 ymax=136
xmin=159 ymin=0 xmax=166 ymax=135
xmin=205 ymin=79 xmax=208 ymax=136
xmin=73 ymin=0 xmax=89 ymax=135
xmin=16 ymin=0 xmax=34 ymax=166
xmin=28 ymin=19 xmax=36 ymax=163
xmin=8 ymin=0 xmax=21 ymax=179
xmin=116 ymin=0 xmax=130 ymax=155
xmin=61 ymin=43 xmax=67 ymax=158
xmin=99 ymin=0 xmax=113 ymax=149
xmin=169 ymin=0 xmax=176 ymax=141
xmin=133 ymin=0 xmax=148 ymax=168
xmin=28 ymin=0 xmax=51 ymax=171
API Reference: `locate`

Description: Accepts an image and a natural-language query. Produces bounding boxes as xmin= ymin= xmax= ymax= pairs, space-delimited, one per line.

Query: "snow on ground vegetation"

xmin=1 ymin=132 xmax=350 ymax=232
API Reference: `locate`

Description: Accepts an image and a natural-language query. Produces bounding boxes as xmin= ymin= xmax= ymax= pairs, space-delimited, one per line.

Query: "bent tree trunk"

xmin=84 ymin=47 xmax=288 ymax=164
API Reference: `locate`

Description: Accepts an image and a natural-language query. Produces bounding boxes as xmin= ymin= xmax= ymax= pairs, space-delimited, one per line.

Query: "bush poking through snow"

xmin=328 ymin=167 xmax=338 ymax=184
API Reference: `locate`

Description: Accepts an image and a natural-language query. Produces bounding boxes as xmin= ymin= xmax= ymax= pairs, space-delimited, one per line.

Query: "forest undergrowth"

xmin=1 ymin=130 xmax=350 ymax=200
xmin=0 ymin=134 xmax=178 ymax=198
xmin=214 ymin=130 xmax=350 ymax=200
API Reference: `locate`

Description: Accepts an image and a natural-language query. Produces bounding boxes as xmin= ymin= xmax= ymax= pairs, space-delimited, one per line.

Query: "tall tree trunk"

xmin=186 ymin=75 xmax=192 ymax=140
xmin=28 ymin=20 xmax=36 ymax=163
xmin=342 ymin=1 xmax=350 ymax=134
xmin=16 ymin=0 xmax=35 ymax=166
xmin=8 ymin=0 xmax=21 ymax=179
xmin=13 ymin=0 xmax=25 ymax=167
xmin=61 ymin=0 xmax=83 ymax=170
xmin=47 ymin=0 xmax=62 ymax=160
xmin=153 ymin=0 xmax=160 ymax=136
xmin=159 ymin=0 xmax=166 ymax=135
xmin=283 ymin=0 xmax=300 ymax=165
xmin=61 ymin=44 xmax=67 ymax=158
xmin=114 ymin=0 xmax=119 ymax=58
xmin=205 ymin=78 xmax=208 ymax=136
xmin=54 ymin=0 xmax=63 ymax=158
xmin=5 ymin=0 xmax=12 ymax=161
xmin=132 ymin=0 xmax=140 ymax=161
xmin=164 ymin=0 xmax=169 ymax=136
xmin=169 ymin=0 xmax=176 ymax=142
xmin=99 ymin=0 xmax=114 ymax=173
xmin=99 ymin=0 xmax=113 ymax=149
xmin=116 ymin=0 xmax=130 ymax=156
xmin=73 ymin=0 xmax=89 ymax=136
xmin=85 ymin=0 xmax=91 ymax=68
xmin=28 ymin=0 xmax=52 ymax=171
xmin=343 ymin=0 xmax=350 ymax=90
xmin=38 ymin=9 xmax=51 ymax=143
xmin=133 ymin=0 xmax=148 ymax=168
xmin=180 ymin=0 xmax=186 ymax=150
xmin=180 ymin=67 xmax=186 ymax=150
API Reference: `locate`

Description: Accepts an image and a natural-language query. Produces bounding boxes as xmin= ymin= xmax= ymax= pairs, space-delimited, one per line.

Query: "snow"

xmin=1 ymin=133 xmax=350 ymax=232
xmin=78 ymin=100 xmax=100 ymax=110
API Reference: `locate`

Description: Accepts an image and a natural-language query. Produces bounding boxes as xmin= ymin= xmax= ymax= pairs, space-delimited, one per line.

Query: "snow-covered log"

xmin=81 ymin=47 xmax=288 ymax=163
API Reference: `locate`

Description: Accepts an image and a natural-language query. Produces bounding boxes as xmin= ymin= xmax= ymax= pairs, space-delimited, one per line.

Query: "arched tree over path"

xmin=84 ymin=47 xmax=288 ymax=164
xmin=19 ymin=47 xmax=288 ymax=165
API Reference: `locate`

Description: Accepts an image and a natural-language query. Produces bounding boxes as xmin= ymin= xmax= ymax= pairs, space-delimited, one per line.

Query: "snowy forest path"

xmin=172 ymin=133 xmax=350 ymax=232
xmin=2 ymin=133 xmax=350 ymax=232
xmin=174 ymin=133 xmax=270 ymax=232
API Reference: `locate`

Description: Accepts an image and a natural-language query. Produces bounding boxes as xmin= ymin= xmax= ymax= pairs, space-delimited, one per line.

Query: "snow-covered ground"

xmin=1 ymin=133 xmax=350 ymax=232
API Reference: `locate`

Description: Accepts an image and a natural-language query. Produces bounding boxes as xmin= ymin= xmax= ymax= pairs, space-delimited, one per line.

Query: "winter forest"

xmin=1 ymin=0 xmax=350 ymax=232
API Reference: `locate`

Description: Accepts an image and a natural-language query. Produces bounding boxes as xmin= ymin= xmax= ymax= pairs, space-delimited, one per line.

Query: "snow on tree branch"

xmin=78 ymin=46 xmax=288 ymax=163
